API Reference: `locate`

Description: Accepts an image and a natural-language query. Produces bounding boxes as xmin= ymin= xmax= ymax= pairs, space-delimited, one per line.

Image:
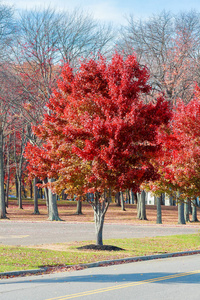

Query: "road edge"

xmin=1 ymin=250 xmax=200 ymax=278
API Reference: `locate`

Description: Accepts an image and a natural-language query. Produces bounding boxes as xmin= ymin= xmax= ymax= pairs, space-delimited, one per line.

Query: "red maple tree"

xmin=148 ymin=85 xmax=200 ymax=206
xmin=25 ymin=52 xmax=171 ymax=244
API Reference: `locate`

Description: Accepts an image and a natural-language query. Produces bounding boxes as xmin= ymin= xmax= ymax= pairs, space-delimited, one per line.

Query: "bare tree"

xmin=0 ymin=67 xmax=19 ymax=218
xmin=13 ymin=128 xmax=28 ymax=209
xmin=0 ymin=3 xmax=16 ymax=218
xmin=0 ymin=3 xmax=15 ymax=63
xmin=119 ymin=10 xmax=200 ymax=104
xmin=11 ymin=7 xmax=114 ymax=123
xmin=55 ymin=8 xmax=114 ymax=66
xmin=8 ymin=6 xmax=115 ymax=220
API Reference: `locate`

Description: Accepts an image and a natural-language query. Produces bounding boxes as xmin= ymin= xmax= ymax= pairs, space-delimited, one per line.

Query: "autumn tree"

xmin=8 ymin=7 xmax=114 ymax=213
xmin=147 ymin=85 xmax=200 ymax=223
xmin=25 ymin=52 xmax=171 ymax=244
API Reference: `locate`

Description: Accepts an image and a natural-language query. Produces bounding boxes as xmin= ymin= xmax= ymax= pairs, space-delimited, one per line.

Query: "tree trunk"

xmin=137 ymin=190 xmax=147 ymax=220
xmin=156 ymin=195 xmax=162 ymax=224
xmin=15 ymin=174 xmax=18 ymax=198
xmin=48 ymin=178 xmax=61 ymax=221
xmin=184 ymin=199 xmax=190 ymax=222
xmin=134 ymin=192 xmax=138 ymax=204
xmin=129 ymin=189 xmax=134 ymax=204
xmin=33 ymin=177 xmax=40 ymax=214
xmin=43 ymin=178 xmax=49 ymax=214
xmin=17 ymin=175 xmax=23 ymax=209
xmin=30 ymin=181 xmax=33 ymax=199
xmin=115 ymin=192 xmax=121 ymax=206
xmin=126 ymin=189 xmax=130 ymax=204
xmin=61 ymin=190 xmax=67 ymax=200
xmin=92 ymin=192 xmax=109 ymax=246
xmin=40 ymin=188 xmax=43 ymax=199
xmin=22 ymin=184 xmax=27 ymax=198
xmin=0 ymin=132 xmax=6 ymax=219
xmin=137 ymin=193 xmax=140 ymax=218
xmin=191 ymin=199 xmax=198 ymax=222
xmin=5 ymin=180 xmax=9 ymax=208
xmin=120 ymin=191 xmax=126 ymax=211
xmin=75 ymin=198 xmax=83 ymax=215
xmin=44 ymin=187 xmax=49 ymax=213
xmin=5 ymin=136 xmax=11 ymax=208
xmin=188 ymin=200 xmax=192 ymax=214
xmin=178 ymin=201 xmax=186 ymax=224
xmin=94 ymin=208 xmax=104 ymax=246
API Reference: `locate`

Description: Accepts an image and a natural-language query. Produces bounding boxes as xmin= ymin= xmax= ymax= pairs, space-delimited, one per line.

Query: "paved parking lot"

xmin=0 ymin=221 xmax=199 ymax=246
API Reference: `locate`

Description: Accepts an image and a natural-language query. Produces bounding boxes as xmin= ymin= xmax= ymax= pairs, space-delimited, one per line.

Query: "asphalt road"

xmin=1 ymin=253 xmax=200 ymax=299
xmin=0 ymin=221 xmax=199 ymax=246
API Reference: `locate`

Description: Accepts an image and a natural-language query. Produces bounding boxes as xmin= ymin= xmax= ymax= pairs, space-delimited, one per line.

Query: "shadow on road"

xmin=2 ymin=272 xmax=200 ymax=285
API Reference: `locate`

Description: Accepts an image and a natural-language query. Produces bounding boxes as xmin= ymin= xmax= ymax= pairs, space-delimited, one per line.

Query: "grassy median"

xmin=0 ymin=234 xmax=200 ymax=273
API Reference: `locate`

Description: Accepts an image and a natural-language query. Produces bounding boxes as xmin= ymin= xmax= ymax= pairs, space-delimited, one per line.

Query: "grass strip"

xmin=0 ymin=234 xmax=200 ymax=273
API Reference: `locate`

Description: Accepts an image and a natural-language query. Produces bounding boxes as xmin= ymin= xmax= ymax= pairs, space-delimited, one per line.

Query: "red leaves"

xmin=25 ymin=52 xmax=171 ymax=195
xmin=150 ymin=85 xmax=200 ymax=198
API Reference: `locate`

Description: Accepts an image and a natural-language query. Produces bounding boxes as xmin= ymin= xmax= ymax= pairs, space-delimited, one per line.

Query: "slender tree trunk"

xmin=75 ymin=197 xmax=83 ymax=215
xmin=30 ymin=181 xmax=33 ymax=199
xmin=61 ymin=190 xmax=67 ymax=200
xmin=134 ymin=193 xmax=138 ymax=203
xmin=5 ymin=180 xmax=9 ymax=208
xmin=169 ymin=196 xmax=173 ymax=206
xmin=188 ymin=200 xmax=192 ymax=214
xmin=129 ymin=189 xmax=134 ymax=204
xmin=40 ymin=188 xmax=43 ymax=199
xmin=191 ymin=199 xmax=198 ymax=222
xmin=22 ymin=184 xmax=27 ymax=198
xmin=44 ymin=187 xmax=49 ymax=213
xmin=184 ymin=199 xmax=190 ymax=222
xmin=0 ymin=132 xmax=6 ymax=219
xmin=137 ymin=190 xmax=147 ymax=220
xmin=43 ymin=178 xmax=49 ymax=214
xmin=178 ymin=201 xmax=186 ymax=224
xmin=141 ymin=190 xmax=147 ymax=220
xmin=5 ymin=135 xmax=11 ymax=208
xmin=94 ymin=208 xmax=104 ymax=246
xmin=48 ymin=178 xmax=61 ymax=221
xmin=156 ymin=195 xmax=162 ymax=224
xmin=115 ymin=192 xmax=121 ymax=206
xmin=126 ymin=189 xmax=130 ymax=204
xmin=137 ymin=194 xmax=140 ymax=218
xmin=17 ymin=175 xmax=23 ymax=209
xmin=33 ymin=177 xmax=40 ymax=214
xmin=120 ymin=191 xmax=126 ymax=211
xmin=92 ymin=192 xmax=109 ymax=246
xmin=15 ymin=174 xmax=18 ymax=198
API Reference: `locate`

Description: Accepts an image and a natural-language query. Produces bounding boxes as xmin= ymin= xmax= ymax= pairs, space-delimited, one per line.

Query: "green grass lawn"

xmin=1 ymin=234 xmax=200 ymax=273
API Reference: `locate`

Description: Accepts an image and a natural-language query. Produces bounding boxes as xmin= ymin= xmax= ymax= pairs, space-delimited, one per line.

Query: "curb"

xmin=1 ymin=250 xmax=200 ymax=278
xmin=78 ymin=250 xmax=200 ymax=268
xmin=0 ymin=267 xmax=47 ymax=277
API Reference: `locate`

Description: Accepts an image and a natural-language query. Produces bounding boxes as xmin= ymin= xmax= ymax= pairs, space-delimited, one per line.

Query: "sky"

xmin=3 ymin=0 xmax=200 ymax=25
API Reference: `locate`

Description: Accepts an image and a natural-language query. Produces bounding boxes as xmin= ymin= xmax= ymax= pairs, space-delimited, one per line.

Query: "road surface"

xmin=1 ymin=253 xmax=200 ymax=299
xmin=0 ymin=221 xmax=199 ymax=245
